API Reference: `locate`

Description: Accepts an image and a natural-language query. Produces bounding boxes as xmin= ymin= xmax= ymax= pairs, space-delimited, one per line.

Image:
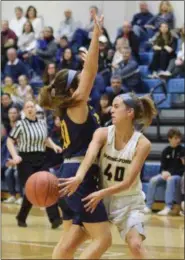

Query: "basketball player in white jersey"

xmin=59 ymin=92 xmax=157 ymax=259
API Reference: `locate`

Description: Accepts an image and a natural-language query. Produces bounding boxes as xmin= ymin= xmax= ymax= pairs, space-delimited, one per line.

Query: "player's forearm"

xmin=76 ymin=144 xmax=100 ymax=181
xmin=83 ymin=26 xmax=99 ymax=75
xmin=7 ymin=137 xmax=18 ymax=158
xmin=102 ymin=179 xmax=131 ymax=197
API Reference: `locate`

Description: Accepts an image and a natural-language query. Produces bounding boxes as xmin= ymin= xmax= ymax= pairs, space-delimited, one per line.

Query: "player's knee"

xmin=127 ymin=237 xmax=142 ymax=257
xmin=52 ymin=243 xmax=74 ymax=259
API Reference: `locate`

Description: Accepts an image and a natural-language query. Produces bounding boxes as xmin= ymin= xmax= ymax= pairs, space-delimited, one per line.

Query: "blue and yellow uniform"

xmin=59 ymin=106 xmax=108 ymax=224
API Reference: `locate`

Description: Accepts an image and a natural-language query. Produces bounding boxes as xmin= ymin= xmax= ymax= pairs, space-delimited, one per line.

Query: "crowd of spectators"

xmin=1 ymin=1 xmax=184 ymax=215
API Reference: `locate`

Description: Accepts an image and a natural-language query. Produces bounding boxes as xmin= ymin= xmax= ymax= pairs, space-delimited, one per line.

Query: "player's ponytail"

xmin=137 ymin=95 xmax=157 ymax=128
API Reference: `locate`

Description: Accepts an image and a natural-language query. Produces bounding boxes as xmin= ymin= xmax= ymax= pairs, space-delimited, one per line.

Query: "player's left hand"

xmin=53 ymin=145 xmax=63 ymax=153
xmin=58 ymin=175 xmax=82 ymax=197
xmin=82 ymin=190 xmax=105 ymax=213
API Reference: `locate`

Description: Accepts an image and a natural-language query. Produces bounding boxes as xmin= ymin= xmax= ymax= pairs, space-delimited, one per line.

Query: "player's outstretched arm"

xmin=58 ymin=128 xmax=107 ymax=197
xmin=73 ymin=15 xmax=104 ymax=102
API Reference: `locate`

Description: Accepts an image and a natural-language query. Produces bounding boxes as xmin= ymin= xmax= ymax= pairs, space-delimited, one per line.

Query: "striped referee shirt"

xmin=9 ymin=118 xmax=48 ymax=152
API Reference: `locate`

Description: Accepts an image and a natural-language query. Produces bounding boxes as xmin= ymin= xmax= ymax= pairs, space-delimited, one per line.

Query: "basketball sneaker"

xmin=15 ymin=197 xmax=23 ymax=205
xmin=4 ymin=196 xmax=16 ymax=204
xmin=143 ymin=206 xmax=152 ymax=214
xmin=157 ymin=207 xmax=171 ymax=216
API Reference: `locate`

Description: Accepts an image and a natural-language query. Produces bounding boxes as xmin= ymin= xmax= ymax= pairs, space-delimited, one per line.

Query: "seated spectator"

xmin=115 ymin=21 xmax=140 ymax=62
xmin=113 ymin=47 xmax=142 ymax=92
xmin=58 ymin=48 xmax=77 ymax=70
xmin=1 ymin=93 xmax=15 ymax=130
xmin=25 ymin=5 xmax=44 ymax=39
xmin=56 ymin=36 xmax=69 ymax=64
xmin=112 ymin=38 xmax=124 ymax=72
xmin=15 ymin=75 xmax=33 ymax=105
xmin=6 ymin=106 xmax=21 ymax=133
xmin=144 ymin=128 xmax=185 ymax=215
xmin=32 ymin=26 xmax=57 ymax=72
xmin=43 ymin=63 xmax=58 ymax=85
xmin=1 ymin=20 xmax=17 ymax=71
xmin=131 ymin=1 xmax=154 ymax=40
xmin=56 ymin=9 xmax=76 ymax=42
xmin=159 ymin=26 xmax=185 ymax=78
xmin=105 ymin=75 xmax=127 ymax=101
xmin=4 ymin=48 xmax=29 ymax=82
xmin=85 ymin=5 xmax=99 ymax=40
xmin=98 ymin=35 xmax=112 ymax=73
xmin=75 ymin=46 xmax=88 ymax=71
xmin=9 ymin=6 xmax=27 ymax=37
xmin=148 ymin=23 xmax=177 ymax=78
xmin=2 ymin=76 xmax=17 ymax=96
xmin=17 ymin=21 xmax=36 ymax=53
xmin=98 ymin=93 xmax=112 ymax=126
xmin=145 ymin=1 xmax=174 ymax=37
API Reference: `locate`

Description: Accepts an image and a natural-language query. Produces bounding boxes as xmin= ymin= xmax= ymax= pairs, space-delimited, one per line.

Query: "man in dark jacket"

xmin=131 ymin=2 xmax=153 ymax=39
xmin=115 ymin=21 xmax=140 ymax=62
xmin=144 ymin=128 xmax=185 ymax=215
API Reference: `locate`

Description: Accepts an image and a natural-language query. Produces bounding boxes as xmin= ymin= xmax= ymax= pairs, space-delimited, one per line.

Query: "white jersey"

xmin=99 ymin=125 xmax=143 ymax=197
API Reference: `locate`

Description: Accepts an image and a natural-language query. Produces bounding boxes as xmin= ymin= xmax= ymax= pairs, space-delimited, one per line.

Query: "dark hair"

xmin=25 ymin=6 xmax=37 ymax=19
xmin=39 ymin=69 xmax=81 ymax=117
xmin=167 ymin=128 xmax=182 ymax=139
xmin=60 ymin=36 xmax=68 ymax=41
xmin=15 ymin=6 xmax=23 ymax=12
xmin=2 ymin=93 xmax=11 ymax=98
xmin=43 ymin=63 xmax=57 ymax=85
xmin=47 ymin=26 xmax=54 ymax=34
xmin=123 ymin=93 xmax=157 ymax=129
xmin=155 ymin=22 xmax=173 ymax=46
xmin=8 ymin=106 xmax=20 ymax=114
xmin=23 ymin=21 xmax=34 ymax=33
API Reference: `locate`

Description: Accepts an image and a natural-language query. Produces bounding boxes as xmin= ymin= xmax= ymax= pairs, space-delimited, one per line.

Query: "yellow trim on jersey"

xmin=61 ymin=120 xmax=71 ymax=149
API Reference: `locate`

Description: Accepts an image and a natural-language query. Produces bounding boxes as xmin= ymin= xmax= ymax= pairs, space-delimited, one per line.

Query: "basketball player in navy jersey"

xmin=60 ymin=92 xmax=157 ymax=259
xmin=39 ymin=15 xmax=112 ymax=259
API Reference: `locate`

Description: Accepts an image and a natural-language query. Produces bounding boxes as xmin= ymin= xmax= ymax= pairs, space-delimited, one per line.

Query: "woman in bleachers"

xmin=159 ymin=26 xmax=185 ymax=78
xmin=58 ymin=48 xmax=77 ymax=70
xmin=112 ymin=38 xmax=124 ymax=73
xmin=2 ymin=76 xmax=17 ymax=97
xmin=97 ymin=93 xmax=112 ymax=126
xmin=145 ymin=1 xmax=174 ymax=37
xmin=17 ymin=21 xmax=36 ymax=54
xmin=56 ymin=36 xmax=69 ymax=65
xmin=43 ymin=63 xmax=58 ymax=85
xmin=148 ymin=23 xmax=177 ymax=78
xmin=25 ymin=6 xmax=43 ymax=39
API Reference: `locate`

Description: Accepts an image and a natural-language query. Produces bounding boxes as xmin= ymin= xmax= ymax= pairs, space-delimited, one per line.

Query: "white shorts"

xmin=103 ymin=193 xmax=145 ymax=241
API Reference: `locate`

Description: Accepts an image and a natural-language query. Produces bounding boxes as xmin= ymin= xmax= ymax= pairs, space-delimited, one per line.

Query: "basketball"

xmin=25 ymin=171 xmax=59 ymax=207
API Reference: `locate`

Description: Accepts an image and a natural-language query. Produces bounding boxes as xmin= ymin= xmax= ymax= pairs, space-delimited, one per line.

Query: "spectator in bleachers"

xmin=98 ymin=93 xmax=112 ymax=126
xmin=105 ymin=75 xmax=126 ymax=102
xmin=112 ymin=38 xmax=124 ymax=72
xmin=148 ymin=23 xmax=177 ymax=78
xmin=15 ymin=75 xmax=33 ymax=105
xmin=85 ymin=5 xmax=99 ymax=39
xmin=56 ymin=36 xmax=69 ymax=64
xmin=56 ymin=9 xmax=76 ymax=42
xmin=4 ymin=48 xmax=29 ymax=82
xmin=1 ymin=93 xmax=16 ymax=131
xmin=17 ymin=21 xmax=36 ymax=53
xmin=9 ymin=6 xmax=27 ymax=37
xmin=1 ymin=20 xmax=17 ymax=71
xmin=159 ymin=27 xmax=185 ymax=78
xmin=116 ymin=21 xmax=140 ymax=62
xmin=144 ymin=128 xmax=185 ymax=215
xmin=58 ymin=48 xmax=77 ymax=70
xmin=145 ymin=1 xmax=174 ymax=36
xmin=98 ymin=35 xmax=111 ymax=72
xmin=25 ymin=6 xmax=43 ymax=39
xmin=131 ymin=1 xmax=154 ymax=40
xmin=2 ymin=76 xmax=17 ymax=97
xmin=113 ymin=47 xmax=142 ymax=93
xmin=75 ymin=46 xmax=88 ymax=71
xmin=30 ymin=26 xmax=57 ymax=73
xmin=43 ymin=63 xmax=58 ymax=85
xmin=6 ymin=106 xmax=21 ymax=134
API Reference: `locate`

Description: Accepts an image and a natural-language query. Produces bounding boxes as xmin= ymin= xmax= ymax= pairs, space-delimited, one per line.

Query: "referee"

xmin=7 ymin=100 xmax=63 ymax=228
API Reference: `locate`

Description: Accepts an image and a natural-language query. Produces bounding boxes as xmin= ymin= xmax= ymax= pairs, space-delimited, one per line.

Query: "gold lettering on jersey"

xmin=61 ymin=120 xmax=71 ymax=149
xmin=103 ymin=153 xmax=131 ymax=164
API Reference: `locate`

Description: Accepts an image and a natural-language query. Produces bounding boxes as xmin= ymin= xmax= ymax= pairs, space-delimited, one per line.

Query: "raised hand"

xmin=93 ymin=15 xmax=104 ymax=36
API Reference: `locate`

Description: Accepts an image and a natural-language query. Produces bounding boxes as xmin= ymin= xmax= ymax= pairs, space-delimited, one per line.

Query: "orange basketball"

xmin=25 ymin=171 xmax=59 ymax=207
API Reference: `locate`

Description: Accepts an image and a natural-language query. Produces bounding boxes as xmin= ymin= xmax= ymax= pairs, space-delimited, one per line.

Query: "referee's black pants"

xmin=16 ymin=152 xmax=61 ymax=224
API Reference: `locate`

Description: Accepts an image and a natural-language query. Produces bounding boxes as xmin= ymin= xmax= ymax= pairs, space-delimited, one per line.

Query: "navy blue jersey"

xmin=60 ymin=106 xmax=100 ymax=158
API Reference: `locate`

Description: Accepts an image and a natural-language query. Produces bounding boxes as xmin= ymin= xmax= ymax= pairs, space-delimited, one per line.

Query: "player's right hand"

xmin=58 ymin=176 xmax=83 ymax=197
xmin=93 ymin=15 xmax=104 ymax=36
xmin=12 ymin=155 xmax=22 ymax=165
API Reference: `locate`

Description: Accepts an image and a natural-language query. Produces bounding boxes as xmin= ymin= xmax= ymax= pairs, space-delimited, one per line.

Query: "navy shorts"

xmin=58 ymin=162 xmax=108 ymax=225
